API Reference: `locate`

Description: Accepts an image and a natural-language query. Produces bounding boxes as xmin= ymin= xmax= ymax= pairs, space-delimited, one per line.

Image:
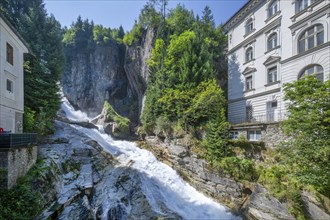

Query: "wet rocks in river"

xmin=36 ymin=120 xmax=179 ymax=219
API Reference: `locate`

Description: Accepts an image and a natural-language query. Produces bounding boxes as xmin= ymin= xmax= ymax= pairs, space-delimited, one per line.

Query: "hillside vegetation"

xmin=125 ymin=1 xmax=330 ymax=219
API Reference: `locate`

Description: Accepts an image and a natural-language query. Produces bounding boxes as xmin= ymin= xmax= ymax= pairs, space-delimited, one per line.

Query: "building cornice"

xmin=228 ymin=16 xmax=282 ymax=54
xmin=0 ymin=14 xmax=31 ymax=53
xmin=263 ymin=56 xmax=281 ymax=66
xmin=223 ymin=0 xmax=263 ymax=33
xmin=289 ymin=3 xmax=330 ymax=30
xmin=281 ymin=41 xmax=330 ymax=64
xmin=0 ymin=103 xmax=24 ymax=113
xmin=228 ymin=88 xmax=281 ymax=104
xmin=242 ymin=67 xmax=257 ymax=75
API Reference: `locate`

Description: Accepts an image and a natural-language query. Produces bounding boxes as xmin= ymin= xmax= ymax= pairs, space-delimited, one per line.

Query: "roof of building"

xmin=223 ymin=0 xmax=261 ymax=33
xmin=0 ymin=13 xmax=31 ymax=53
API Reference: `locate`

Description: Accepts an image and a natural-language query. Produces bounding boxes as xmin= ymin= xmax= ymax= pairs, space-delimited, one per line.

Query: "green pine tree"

xmin=203 ymin=109 xmax=230 ymax=163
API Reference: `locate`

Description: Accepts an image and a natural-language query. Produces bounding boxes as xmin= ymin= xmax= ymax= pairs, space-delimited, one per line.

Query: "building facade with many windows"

xmin=0 ymin=15 xmax=29 ymax=133
xmin=223 ymin=0 xmax=330 ymax=140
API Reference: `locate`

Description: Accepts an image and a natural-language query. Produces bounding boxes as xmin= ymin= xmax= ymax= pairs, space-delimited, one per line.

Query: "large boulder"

xmin=95 ymin=101 xmax=130 ymax=139
xmin=301 ymin=191 xmax=330 ymax=220
xmin=241 ymin=184 xmax=295 ymax=220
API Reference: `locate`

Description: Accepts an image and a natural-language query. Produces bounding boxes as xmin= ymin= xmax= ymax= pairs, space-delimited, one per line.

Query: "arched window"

xmin=268 ymin=0 xmax=278 ymax=17
xmin=267 ymin=33 xmax=278 ymax=50
xmin=296 ymin=0 xmax=315 ymax=13
xmin=298 ymin=64 xmax=324 ymax=82
xmin=298 ymin=24 xmax=324 ymax=53
xmin=245 ymin=18 xmax=254 ymax=34
xmin=246 ymin=47 xmax=253 ymax=62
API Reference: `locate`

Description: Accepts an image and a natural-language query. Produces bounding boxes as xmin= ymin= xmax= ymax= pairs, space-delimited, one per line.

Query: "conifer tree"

xmin=203 ymin=109 xmax=230 ymax=163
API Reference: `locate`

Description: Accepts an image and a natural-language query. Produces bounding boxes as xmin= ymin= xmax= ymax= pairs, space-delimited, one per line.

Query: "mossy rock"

xmin=103 ymin=101 xmax=130 ymax=138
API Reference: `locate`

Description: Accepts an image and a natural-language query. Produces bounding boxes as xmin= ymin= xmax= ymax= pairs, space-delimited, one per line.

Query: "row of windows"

xmin=4 ymin=43 xmax=14 ymax=93
xmin=245 ymin=0 xmax=319 ymax=35
xmin=245 ymin=24 xmax=324 ymax=63
xmin=230 ymin=130 xmax=261 ymax=141
xmin=244 ymin=64 xmax=324 ymax=91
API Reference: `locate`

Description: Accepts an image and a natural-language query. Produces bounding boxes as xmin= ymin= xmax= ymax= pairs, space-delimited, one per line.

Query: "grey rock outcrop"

xmin=124 ymin=28 xmax=155 ymax=116
xmin=301 ymin=191 xmax=330 ymax=220
xmin=62 ymin=44 xmax=137 ymax=120
xmin=62 ymin=28 xmax=155 ymax=123
xmin=241 ymin=184 xmax=295 ymax=220
xmin=36 ymin=120 xmax=179 ymax=219
xmin=142 ymin=137 xmax=295 ymax=220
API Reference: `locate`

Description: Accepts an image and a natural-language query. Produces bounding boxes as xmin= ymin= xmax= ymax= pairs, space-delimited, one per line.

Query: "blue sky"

xmin=44 ymin=0 xmax=248 ymax=31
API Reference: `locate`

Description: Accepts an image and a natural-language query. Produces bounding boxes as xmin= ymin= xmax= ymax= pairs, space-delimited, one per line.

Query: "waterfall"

xmin=60 ymin=97 xmax=239 ymax=219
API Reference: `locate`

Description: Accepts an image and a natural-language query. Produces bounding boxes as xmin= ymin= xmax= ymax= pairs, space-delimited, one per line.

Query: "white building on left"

xmin=0 ymin=14 xmax=30 ymax=133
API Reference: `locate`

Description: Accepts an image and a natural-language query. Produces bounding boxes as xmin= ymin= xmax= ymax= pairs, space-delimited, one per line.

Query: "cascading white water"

xmin=61 ymin=98 xmax=240 ymax=219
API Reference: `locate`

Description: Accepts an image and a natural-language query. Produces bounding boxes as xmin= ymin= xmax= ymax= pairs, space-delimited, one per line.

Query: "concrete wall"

xmin=0 ymin=146 xmax=38 ymax=189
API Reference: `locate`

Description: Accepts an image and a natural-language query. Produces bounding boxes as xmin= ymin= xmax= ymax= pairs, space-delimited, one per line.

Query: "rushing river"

xmin=61 ymin=98 xmax=239 ymax=219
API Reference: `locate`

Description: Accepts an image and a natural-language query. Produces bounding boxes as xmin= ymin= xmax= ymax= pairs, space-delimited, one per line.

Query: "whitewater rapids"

xmin=61 ymin=97 xmax=239 ymax=219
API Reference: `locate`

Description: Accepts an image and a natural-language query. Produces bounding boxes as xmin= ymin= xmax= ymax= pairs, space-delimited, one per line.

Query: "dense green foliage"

xmin=0 ymin=161 xmax=46 ymax=219
xmin=0 ymin=0 xmax=65 ymax=136
xmin=139 ymin=3 xmax=227 ymax=137
xmin=63 ymin=16 xmax=125 ymax=52
xmin=203 ymin=109 xmax=230 ymax=162
xmin=281 ymin=76 xmax=330 ymax=195
xmin=255 ymin=76 xmax=330 ymax=218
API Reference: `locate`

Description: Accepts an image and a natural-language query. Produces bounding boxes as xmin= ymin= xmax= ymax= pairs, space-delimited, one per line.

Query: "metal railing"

xmin=230 ymin=112 xmax=287 ymax=125
xmin=0 ymin=133 xmax=37 ymax=148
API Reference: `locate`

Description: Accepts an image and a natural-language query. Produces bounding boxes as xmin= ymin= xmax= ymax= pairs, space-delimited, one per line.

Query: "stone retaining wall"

xmin=0 ymin=146 xmax=38 ymax=189
xmin=230 ymin=123 xmax=288 ymax=148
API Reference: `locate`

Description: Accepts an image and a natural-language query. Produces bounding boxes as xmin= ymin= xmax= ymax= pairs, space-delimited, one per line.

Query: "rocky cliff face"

xmin=62 ymin=44 xmax=136 ymax=119
xmin=124 ymin=28 xmax=155 ymax=115
xmin=62 ymin=28 xmax=155 ymax=123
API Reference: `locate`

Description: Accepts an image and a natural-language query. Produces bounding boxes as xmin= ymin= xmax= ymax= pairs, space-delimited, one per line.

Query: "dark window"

xmin=298 ymin=24 xmax=324 ymax=53
xmin=245 ymin=18 xmax=254 ymax=34
xmin=298 ymin=64 xmax=324 ymax=82
xmin=246 ymin=105 xmax=253 ymax=122
xmin=267 ymin=33 xmax=278 ymax=51
xmin=268 ymin=0 xmax=278 ymax=17
xmin=246 ymin=47 xmax=253 ymax=62
xmin=6 ymin=79 xmax=13 ymax=92
xmin=246 ymin=76 xmax=253 ymax=91
xmin=296 ymin=0 xmax=316 ymax=13
xmin=271 ymin=101 xmax=278 ymax=108
xmin=6 ymin=43 xmax=13 ymax=65
xmin=267 ymin=67 xmax=277 ymax=84
xmin=230 ymin=131 xmax=239 ymax=140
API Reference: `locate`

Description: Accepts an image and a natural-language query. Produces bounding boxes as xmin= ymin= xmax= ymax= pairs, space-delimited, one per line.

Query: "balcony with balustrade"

xmin=0 ymin=133 xmax=37 ymax=149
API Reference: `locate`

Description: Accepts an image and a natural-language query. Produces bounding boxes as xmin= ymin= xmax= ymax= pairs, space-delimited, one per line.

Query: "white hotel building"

xmin=0 ymin=14 xmax=29 ymax=133
xmin=223 ymin=0 xmax=330 ymax=141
